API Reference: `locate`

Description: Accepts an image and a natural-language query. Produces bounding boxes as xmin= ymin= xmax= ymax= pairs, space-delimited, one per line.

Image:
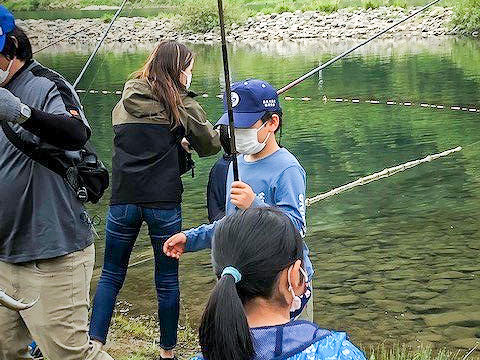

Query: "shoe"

xmin=158 ymin=356 xmax=177 ymax=360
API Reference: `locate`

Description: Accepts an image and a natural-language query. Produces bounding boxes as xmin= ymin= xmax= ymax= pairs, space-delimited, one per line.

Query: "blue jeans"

xmin=89 ymin=204 xmax=181 ymax=350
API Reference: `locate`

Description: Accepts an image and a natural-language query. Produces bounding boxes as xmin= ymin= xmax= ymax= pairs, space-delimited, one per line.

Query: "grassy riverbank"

xmin=109 ymin=314 xmax=479 ymax=360
xmin=0 ymin=0 xmax=454 ymax=11
xmin=6 ymin=0 xmax=479 ymax=35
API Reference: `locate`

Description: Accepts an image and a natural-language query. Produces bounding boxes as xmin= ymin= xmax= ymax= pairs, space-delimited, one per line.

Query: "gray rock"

xmin=352 ymin=284 xmax=374 ymax=293
xmin=327 ymin=294 xmax=359 ymax=305
xmin=449 ymin=338 xmax=480 ymax=350
xmin=374 ymin=299 xmax=407 ymax=313
xmin=408 ymin=291 xmax=439 ymax=300
xmin=407 ymin=303 xmax=449 ymax=314
xmin=443 ymin=326 xmax=477 ymax=340
xmin=352 ymin=312 xmax=379 ymax=321
xmin=432 ymin=271 xmax=466 ymax=280
xmin=423 ymin=312 xmax=480 ymax=327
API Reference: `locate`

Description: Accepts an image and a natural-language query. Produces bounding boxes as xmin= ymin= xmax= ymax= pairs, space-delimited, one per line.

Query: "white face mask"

xmin=181 ymin=70 xmax=192 ymax=90
xmin=0 ymin=60 xmax=13 ymax=85
xmin=235 ymin=121 xmax=271 ymax=155
xmin=287 ymin=265 xmax=309 ymax=314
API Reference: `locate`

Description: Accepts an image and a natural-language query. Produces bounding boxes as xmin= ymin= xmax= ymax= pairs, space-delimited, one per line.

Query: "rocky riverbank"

xmin=18 ymin=6 xmax=458 ymax=49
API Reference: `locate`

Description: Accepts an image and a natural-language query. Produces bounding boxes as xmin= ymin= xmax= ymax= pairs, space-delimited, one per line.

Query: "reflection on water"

xmin=35 ymin=38 xmax=480 ymax=350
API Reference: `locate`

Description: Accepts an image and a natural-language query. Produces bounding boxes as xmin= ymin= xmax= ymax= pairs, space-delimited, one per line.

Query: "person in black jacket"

xmin=89 ymin=40 xmax=221 ymax=359
xmin=206 ymin=124 xmax=234 ymax=223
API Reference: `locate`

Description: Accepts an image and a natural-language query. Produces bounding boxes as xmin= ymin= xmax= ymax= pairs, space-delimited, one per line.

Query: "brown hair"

xmin=133 ymin=40 xmax=194 ymax=128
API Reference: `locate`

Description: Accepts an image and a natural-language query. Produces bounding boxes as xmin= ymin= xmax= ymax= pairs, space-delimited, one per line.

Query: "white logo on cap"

xmin=231 ymin=92 xmax=240 ymax=107
xmin=263 ymin=99 xmax=276 ymax=107
xmin=0 ymin=28 xmax=3 ymax=36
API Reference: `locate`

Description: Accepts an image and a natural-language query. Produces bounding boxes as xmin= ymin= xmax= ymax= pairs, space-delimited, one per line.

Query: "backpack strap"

xmin=1 ymin=121 xmax=71 ymax=178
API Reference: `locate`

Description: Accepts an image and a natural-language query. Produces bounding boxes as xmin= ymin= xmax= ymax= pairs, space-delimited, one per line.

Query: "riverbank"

xmin=18 ymin=6 xmax=458 ymax=49
xmin=108 ymin=313 xmax=479 ymax=360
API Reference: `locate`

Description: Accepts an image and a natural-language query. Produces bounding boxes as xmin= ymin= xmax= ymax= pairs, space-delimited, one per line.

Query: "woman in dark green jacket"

xmin=89 ymin=40 xmax=221 ymax=359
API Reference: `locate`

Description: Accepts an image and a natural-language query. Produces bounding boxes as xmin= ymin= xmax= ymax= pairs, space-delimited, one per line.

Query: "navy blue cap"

xmin=216 ymin=79 xmax=282 ymax=128
xmin=0 ymin=6 xmax=15 ymax=53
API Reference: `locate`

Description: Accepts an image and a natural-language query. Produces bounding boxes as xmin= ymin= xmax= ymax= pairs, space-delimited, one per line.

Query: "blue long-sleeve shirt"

xmin=185 ymin=148 xmax=313 ymax=280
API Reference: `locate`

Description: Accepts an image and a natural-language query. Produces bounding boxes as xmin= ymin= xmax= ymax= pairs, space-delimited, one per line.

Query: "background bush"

xmin=452 ymin=0 xmax=480 ymax=34
xmin=176 ymin=0 xmax=248 ymax=33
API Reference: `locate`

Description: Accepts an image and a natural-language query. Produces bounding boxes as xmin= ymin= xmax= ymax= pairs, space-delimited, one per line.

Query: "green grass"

xmin=105 ymin=314 xmax=480 ymax=360
xmin=367 ymin=344 xmax=469 ymax=360
xmin=451 ymin=0 xmax=480 ymax=34
xmin=107 ymin=313 xmax=199 ymax=360
xmin=5 ymin=0 xmax=479 ymax=37
xmin=173 ymin=0 xmax=250 ymax=33
xmin=3 ymin=0 xmax=452 ymax=11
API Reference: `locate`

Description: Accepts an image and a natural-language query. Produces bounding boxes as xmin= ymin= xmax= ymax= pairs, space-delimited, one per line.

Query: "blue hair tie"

xmin=221 ymin=266 xmax=242 ymax=283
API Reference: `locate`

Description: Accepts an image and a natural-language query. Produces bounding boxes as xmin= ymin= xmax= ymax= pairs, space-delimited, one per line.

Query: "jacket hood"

xmin=251 ymin=320 xmax=331 ymax=359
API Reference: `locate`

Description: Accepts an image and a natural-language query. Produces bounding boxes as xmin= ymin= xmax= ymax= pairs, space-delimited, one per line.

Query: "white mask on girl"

xmin=287 ymin=265 xmax=311 ymax=318
xmin=0 ymin=60 xmax=13 ymax=85
xmin=234 ymin=121 xmax=271 ymax=155
xmin=181 ymin=70 xmax=192 ymax=90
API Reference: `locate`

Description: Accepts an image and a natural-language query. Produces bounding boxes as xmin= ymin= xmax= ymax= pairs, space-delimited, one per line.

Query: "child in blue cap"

xmin=164 ymin=78 xmax=314 ymax=319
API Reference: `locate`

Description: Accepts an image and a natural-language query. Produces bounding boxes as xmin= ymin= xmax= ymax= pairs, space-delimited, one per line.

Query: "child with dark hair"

xmin=191 ymin=207 xmax=366 ymax=360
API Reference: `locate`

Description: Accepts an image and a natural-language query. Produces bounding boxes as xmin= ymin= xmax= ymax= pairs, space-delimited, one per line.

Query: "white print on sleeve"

xmin=298 ymin=194 xmax=306 ymax=237
xmin=257 ymin=192 xmax=266 ymax=202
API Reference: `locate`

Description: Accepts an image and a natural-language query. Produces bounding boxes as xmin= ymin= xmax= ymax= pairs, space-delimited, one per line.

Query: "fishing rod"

xmin=73 ymin=0 xmax=128 ymax=88
xmin=33 ymin=26 xmax=89 ymax=54
xmin=217 ymin=0 xmax=239 ymax=181
xmin=277 ymin=0 xmax=442 ymax=95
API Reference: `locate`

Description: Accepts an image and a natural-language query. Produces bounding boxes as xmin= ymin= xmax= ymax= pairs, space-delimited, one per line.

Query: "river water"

xmin=35 ymin=38 xmax=480 ymax=350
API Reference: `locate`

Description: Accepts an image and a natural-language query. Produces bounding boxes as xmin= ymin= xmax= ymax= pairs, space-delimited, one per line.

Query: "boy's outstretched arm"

xmin=163 ymin=222 xmax=218 ymax=258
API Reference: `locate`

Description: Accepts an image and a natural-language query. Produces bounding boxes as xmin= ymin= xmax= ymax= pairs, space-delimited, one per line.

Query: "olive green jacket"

xmin=112 ymin=78 xmax=221 ymax=157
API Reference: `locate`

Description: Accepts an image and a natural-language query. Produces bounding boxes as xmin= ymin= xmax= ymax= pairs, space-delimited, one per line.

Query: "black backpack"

xmin=1 ymin=122 xmax=109 ymax=204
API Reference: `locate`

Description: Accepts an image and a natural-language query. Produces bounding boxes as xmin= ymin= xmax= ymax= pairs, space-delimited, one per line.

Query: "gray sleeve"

xmin=42 ymin=84 xmax=90 ymax=129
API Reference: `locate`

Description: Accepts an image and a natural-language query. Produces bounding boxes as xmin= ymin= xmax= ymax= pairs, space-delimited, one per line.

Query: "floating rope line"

xmin=75 ymin=90 xmax=480 ymax=114
xmin=285 ymin=95 xmax=480 ymax=114
xmin=96 ymin=147 xmax=462 ymax=271
xmin=305 ymin=146 xmax=462 ymax=206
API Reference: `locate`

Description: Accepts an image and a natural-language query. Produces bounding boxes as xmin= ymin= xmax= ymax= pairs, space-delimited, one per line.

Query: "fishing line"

xmin=78 ymin=3 xmax=136 ymax=103
xmin=33 ymin=26 xmax=90 ymax=54
xmin=277 ymin=0 xmax=442 ymax=94
xmin=73 ymin=0 xmax=129 ymax=88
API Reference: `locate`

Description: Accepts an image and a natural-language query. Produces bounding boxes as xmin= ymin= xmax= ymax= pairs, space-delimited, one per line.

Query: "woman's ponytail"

xmin=199 ymin=274 xmax=254 ymax=360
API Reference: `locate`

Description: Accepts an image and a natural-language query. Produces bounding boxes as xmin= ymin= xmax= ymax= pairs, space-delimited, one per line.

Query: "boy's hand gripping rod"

xmin=277 ymin=0 xmax=442 ymax=95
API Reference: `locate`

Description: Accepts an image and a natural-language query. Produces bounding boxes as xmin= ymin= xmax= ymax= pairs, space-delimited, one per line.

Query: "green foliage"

xmin=4 ymin=0 xmax=53 ymax=11
xmin=100 ymin=12 xmax=114 ymax=23
xmin=177 ymin=0 xmax=246 ymax=33
xmin=304 ymin=0 xmax=340 ymax=13
xmin=366 ymin=344 xmax=469 ymax=360
xmin=452 ymin=0 xmax=480 ymax=35
xmin=388 ymin=0 xmax=408 ymax=8
xmin=363 ymin=0 xmax=382 ymax=10
xmin=273 ymin=0 xmax=298 ymax=14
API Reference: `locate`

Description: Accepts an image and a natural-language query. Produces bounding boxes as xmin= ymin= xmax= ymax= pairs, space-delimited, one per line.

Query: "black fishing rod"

xmin=73 ymin=0 xmax=128 ymax=88
xmin=277 ymin=0 xmax=442 ymax=94
xmin=217 ymin=0 xmax=239 ymax=181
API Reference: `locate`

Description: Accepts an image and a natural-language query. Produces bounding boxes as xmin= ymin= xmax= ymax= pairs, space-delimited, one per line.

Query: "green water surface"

xmin=36 ymin=38 xmax=480 ymax=350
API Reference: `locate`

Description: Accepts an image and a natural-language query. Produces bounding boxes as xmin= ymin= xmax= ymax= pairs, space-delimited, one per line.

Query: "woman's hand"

xmin=181 ymin=137 xmax=192 ymax=153
xmin=163 ymin=232 xmax=187 ymax=259
xmin=230 ymin=181 xmax=256 ymax=210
